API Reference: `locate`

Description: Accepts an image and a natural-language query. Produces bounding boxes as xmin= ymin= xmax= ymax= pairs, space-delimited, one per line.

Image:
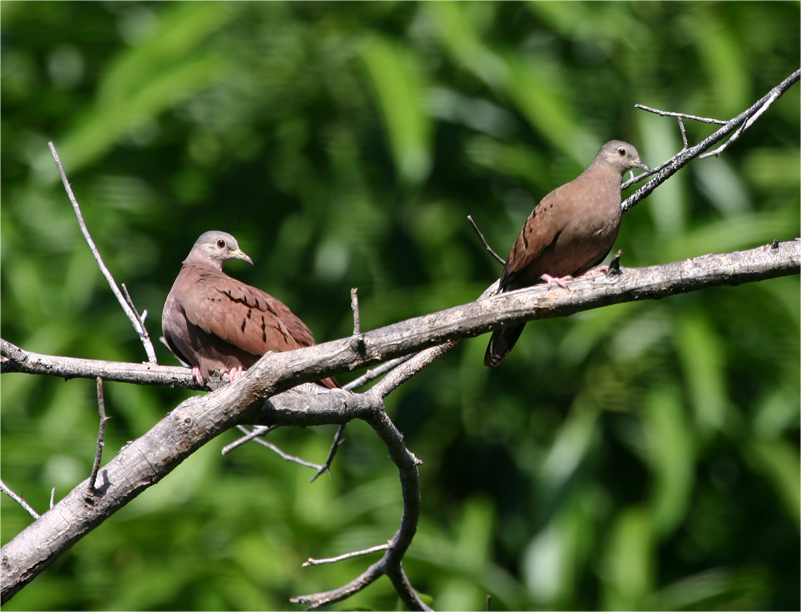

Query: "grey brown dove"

xmin=163 ymin=231 xmax=339 ymax=388
xmin=485 ymin=140 xmax=648 ymax=368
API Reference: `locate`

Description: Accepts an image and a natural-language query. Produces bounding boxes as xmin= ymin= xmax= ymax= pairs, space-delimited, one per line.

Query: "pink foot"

xmin=540 ymin=273 xmax=572 ymax=290
xmin=192 ymin=366 xmax=204 ymax=386
xmin=227 ymin=366 xmax=245 ymax=382
xmin=580 ymin=265 xmax=609 ymax=280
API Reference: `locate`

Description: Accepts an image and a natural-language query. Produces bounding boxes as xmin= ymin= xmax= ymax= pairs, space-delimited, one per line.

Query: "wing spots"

xmin=261 ymin=316 xmax=268 ymax=343
xmin=241 ymin=318 xmax=247 ymax=332
xmin=247 ymin=309 xmax=252 ymax=318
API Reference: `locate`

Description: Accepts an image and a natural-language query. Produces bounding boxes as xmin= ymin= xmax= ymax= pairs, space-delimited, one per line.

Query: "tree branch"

xmin=0 ymin=480 xmax=41 ymax=521
xmin=621 ymin=69 xmax=801 ymax=209
xmin=3 ymin=241 xmax=797 ymax=391
xmin=48 ymin=141 xmax=158 ymax=363
xmin=87 ymin=378 xmax=110 ymax=495
xmin=3 ymin=77 xmax=798 ymax=609
xmin=1 ymin=240 xmax=797 ymax=606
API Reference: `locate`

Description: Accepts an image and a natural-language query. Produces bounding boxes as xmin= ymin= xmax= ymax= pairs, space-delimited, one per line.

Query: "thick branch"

xmin=3 ymin=241 xmax=798 ymax=390
xmin=1 ymin=241 xmax=797 ymax=603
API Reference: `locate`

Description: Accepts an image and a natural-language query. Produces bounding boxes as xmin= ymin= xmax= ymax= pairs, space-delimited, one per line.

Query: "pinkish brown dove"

xmin=163 ymin=231 xmax=339 ymax=388
xmin=485 ymin=140 xmax=648 ymax=368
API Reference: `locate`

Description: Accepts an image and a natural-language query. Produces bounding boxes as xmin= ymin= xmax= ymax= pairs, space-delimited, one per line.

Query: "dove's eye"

xmin=216 ymin=239 xmax=226 ymax=249
xmin=617 ymin=147 xmax=626 ymax=156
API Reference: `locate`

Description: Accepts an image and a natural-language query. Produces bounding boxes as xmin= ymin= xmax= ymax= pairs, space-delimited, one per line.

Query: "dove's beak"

xmin=232 ymin=249 xmax=254 ymax=265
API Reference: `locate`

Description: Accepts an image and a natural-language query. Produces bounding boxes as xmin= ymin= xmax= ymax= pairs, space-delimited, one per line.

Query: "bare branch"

xmin=371 ymin=341 xmax=457 ymax=400
xmin=351 ymin=288 xmax=361 ymax=335
xmin=699 ymin=88 xmax=782 ymax=159
xmin=220 ymin=425 xmax=277 ymax=455
xmin=302 ymin=542 xmax=390 ymax=567
xmin=285 ymin=395 xmax=429 ymax=611
xmin=468 ymin=215 xmax=506 ymax=265
xmin=1 ymin=241 xmax=798 ymax=606
xmin=343 ymin=354 xmax=415 ymax=391
xmin=121 ymin=282 xmax=148 ymax=324
xmin=0 ymin=480 xmax=40 ymax=521
xmin=3 ymin=241 xmax=799 ymax=391
xmin=621 ymin=69 xmax=800 ymax=206
xmin=292 ymin=562 xmax=386 ymax=610
xmin=309 ymin=423 xmax=346 ymax=483
xmin=634 ymin=104 xmax=728 ymax=125
xmin=48 ymin=142 xmax=158 ymax=363
xmin=0 ymin=342 xmax=200 ymax=388
xmin=88 ymin=378 xmax=111 ymax=495
xmin=223 ymin=425 xmax=325 ymax=471
xmin=1 ymin=72 xmax=792 ymax=611
xmin=677 ymin=117 xmax=688 ymax=149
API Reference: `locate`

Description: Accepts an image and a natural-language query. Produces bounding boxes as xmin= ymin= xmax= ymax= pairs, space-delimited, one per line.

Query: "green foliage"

xmin=2 ymin=2 xmax=798 ymax=610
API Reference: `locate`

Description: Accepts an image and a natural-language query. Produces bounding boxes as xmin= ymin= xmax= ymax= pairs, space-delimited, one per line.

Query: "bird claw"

xmin=227 ymin=367 xmax=245 ymax=383
xmin=580 ymin=265 xmax=609 ymax=281
xmin=540 ymin=273 xmax=572 ymax=290
xmin=192 ymin=367 xmax=205 ymax=386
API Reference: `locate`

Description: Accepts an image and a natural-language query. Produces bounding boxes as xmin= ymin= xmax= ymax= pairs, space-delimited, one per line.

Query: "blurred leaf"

xmin=693 ymin=7 xmax=749 ymax=116
xmin=644 ymin=387 xmax=695 ymax=538
xmin=522 ymin=485 xmax=602 ymax=607
xmin=661 ymin=210 xmax=797 ymax=262
xmin=743 ymin=147 xmax=801 ymax=191
xmin=676 ymin=310 xmax=727 ymax=434
xmin=649 ymin=566 xmax=770 ymax=611
xmin=360 ymin=36 xmax=433 ymax=186
xmin=745 ymin=439 xmax=800 ymax=528
xmin=601 ymin=506 xmax=654 ymax=610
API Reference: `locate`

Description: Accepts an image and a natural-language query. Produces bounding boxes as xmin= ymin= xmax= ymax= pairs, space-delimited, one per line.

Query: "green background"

xmin=2 ymin=2 xmax=798 ymax=610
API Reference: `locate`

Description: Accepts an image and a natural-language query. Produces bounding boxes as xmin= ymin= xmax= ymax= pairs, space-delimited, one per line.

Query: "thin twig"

xmin=309 ymin=424 xmax=346 ymax=483
xmin=121 ymin=282 xmax=148 ymax=324
xmin=302 ymin=543 xmax=390 ymax=567
xmin=621 ymin=69 xmax=800 ymax=201
xmin=221 ymin=425 xmax=277 ymax=455
xmin=634 ymin=104 xmax=728 ymax=125
xmin=0 ymin=480 xmax=40 ymax=520
xmin=468 ymin=215 xmax=506 ymax=265
xmin=252 ymin=440 xmax=323 ymax=470
xmin=49 ymin=489 xmax=55 ymax=510
xmin=88 ymin=377 xmax=110 ymax=495
xmin=351 ymin=288 xmax=361 ymax=336
xmin=677 ymin=117 xmax=689 ymax=149
xmin=291 ymin=399 xmax=431 ymax=611
xmin=234 ymin=355 xmax=413 ymax=480
xmin=343 ymin=355 xmax=414 ymax=391
xmin=48 ymin=142 xmax=158 ymax=363
xmin=699 ymin=89 xmax=781 ymax=159
xmin=224 ymin=425 xmax=325 ymax=471
xmin=371 ymin=342 xmax=457 ymax=400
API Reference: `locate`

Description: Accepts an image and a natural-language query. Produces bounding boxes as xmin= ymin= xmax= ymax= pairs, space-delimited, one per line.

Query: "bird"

xmin=162 ymin=231 xmax=339 ymax=389
xmin=484 ymin=140 xmax=649 ymax=368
